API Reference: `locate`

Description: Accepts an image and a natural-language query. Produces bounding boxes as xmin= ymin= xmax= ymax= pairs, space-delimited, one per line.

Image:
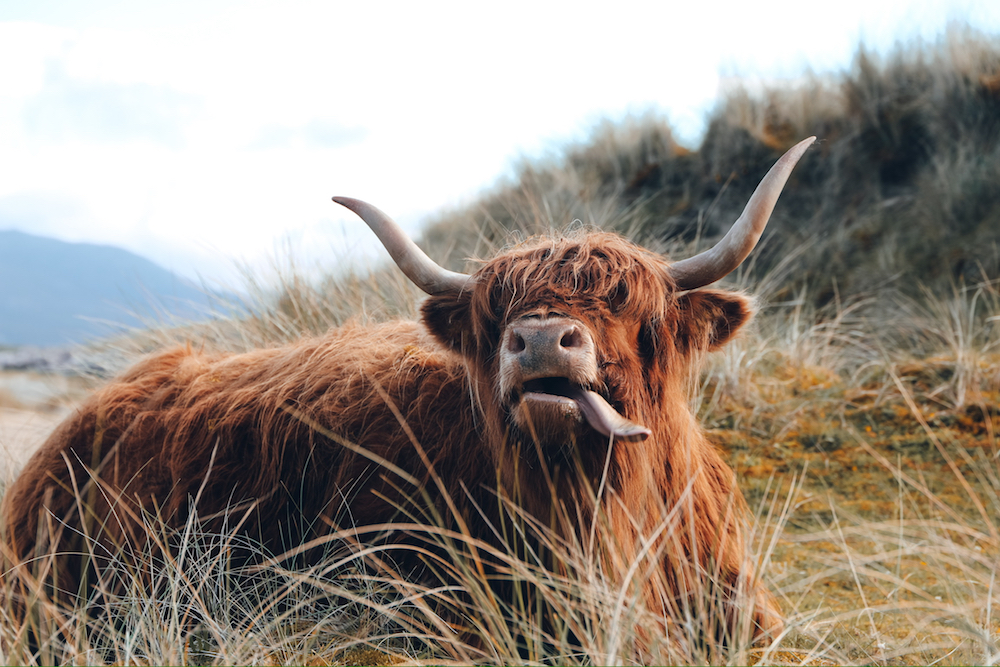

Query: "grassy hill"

xmin=420 ymin=26 xmax=1000 ymax=310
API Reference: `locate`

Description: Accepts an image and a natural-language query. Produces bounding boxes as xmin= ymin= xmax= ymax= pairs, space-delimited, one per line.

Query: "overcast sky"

xmin=1 ymin=1 xmax=998 ymax=287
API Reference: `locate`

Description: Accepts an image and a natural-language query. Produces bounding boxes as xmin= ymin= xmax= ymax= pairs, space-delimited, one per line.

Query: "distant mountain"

xmin=0 ymin=230 xmax=218 ymax=347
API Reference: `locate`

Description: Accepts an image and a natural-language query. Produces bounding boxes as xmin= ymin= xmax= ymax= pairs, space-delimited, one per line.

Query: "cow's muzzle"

xmin=505 ymin=318 xmax=592 ymax=379
xmin=500 ymin=317 xmax=651 ymax=443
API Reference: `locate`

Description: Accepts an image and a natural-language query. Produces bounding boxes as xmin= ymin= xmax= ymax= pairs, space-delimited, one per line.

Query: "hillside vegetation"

xmin=421 ymin=26 xmax=1000 ymax=310
xmin=2 ymin=27 xmax=999 ymax=666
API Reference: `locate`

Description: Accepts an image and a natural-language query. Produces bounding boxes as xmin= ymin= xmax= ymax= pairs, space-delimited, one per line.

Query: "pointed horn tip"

xmin=781 ymin=136 xmax=817 ymax=164
xmin=332 ymin=196 xmax=377 ymax=218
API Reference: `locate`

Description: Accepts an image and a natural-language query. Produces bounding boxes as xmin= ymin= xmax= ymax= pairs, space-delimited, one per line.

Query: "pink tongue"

xmin=564 ymin=387 xmax=651 ymax=442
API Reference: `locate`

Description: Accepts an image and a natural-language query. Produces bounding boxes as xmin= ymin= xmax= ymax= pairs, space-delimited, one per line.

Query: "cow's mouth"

xmin=518 ymin=378 xmax=651 ymax=442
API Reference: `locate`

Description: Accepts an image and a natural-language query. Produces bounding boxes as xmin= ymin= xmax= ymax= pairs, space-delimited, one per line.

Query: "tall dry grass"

xmin=0 ymin=429 xmax=795 ymax=665
xmin=691 ymin=277 xmax=1000 ymax=666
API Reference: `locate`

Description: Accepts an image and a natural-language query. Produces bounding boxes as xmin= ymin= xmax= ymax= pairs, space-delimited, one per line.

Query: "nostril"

xmin=508 ymin=332 xmax=526 ymax=353
xmin=560 ymin=327 xmax=583 ymax=349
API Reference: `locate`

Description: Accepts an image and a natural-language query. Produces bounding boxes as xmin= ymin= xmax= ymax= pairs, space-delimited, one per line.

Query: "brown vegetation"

xmin=422 ymin=26 xmax=1000 ymax=310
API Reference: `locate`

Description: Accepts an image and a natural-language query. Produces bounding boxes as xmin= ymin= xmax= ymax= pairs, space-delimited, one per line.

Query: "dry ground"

xmin=0 ymin=370 xmax=89 ymax=483
xmin=0 ymin=407 xmax=66 ymax=483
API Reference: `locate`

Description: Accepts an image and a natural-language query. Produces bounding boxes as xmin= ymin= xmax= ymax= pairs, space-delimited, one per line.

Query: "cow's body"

xmin=3 ymin=321 xmax=481 ymax=576
xmin=2 ymin=138 xmax=816 ymax=655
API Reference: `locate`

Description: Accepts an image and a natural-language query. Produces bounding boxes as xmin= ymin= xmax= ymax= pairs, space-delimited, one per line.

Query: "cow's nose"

xmin=505 ymin=318 xmax=593 ymax=376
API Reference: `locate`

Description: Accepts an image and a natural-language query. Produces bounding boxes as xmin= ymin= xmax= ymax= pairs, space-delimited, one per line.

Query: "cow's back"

xmin=1 ymin=319 xmax=483 ymax=609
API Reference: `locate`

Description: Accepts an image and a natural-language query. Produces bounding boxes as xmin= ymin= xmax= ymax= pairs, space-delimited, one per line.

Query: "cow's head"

xmin=334 ymin=137 xmax=814 ymax=453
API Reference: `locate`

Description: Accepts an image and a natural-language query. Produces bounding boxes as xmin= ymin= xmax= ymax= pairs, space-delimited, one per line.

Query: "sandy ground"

xmin=0 ymin=370 xmax=91 ymax=484
xmin=0 ymin=407 xmax=69 ymax=483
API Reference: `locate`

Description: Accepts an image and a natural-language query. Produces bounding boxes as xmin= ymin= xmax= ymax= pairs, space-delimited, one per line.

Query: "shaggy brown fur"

xmin=2 ymin=231 xmax=779 ymax=651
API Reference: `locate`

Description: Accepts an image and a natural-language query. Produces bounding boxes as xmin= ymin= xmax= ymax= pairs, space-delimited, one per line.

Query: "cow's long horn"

xmin=668 ymin=136 xmax=816 ymax=290
xmin=333 ymin=196 xmax=472 ymax=295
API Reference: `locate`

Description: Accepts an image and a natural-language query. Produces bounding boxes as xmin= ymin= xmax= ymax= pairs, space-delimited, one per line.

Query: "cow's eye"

xmin=609 ymin=281 xmax=629 ymax=313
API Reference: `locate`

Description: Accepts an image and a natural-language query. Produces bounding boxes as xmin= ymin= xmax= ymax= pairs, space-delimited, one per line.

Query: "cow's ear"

xmin=675 ymin=289 xmax=753 ymax=352
xmin=421 ymin=290 xmax=475 ymax=354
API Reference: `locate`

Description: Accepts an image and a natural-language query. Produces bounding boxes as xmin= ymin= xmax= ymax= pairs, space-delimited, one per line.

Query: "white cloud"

xmin=250 ymin=120 xmax=369 ymax=150
xmin=23 ymin=62 xmax=200 ymax=145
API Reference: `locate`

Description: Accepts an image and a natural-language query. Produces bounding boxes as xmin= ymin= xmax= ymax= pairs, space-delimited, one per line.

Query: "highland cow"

xmin=1 ymin=138 xmax=815 ymax=655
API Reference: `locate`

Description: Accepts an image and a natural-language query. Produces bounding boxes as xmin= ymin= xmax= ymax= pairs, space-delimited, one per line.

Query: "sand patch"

xmin=0 ymin=407 xmax=69 ymax=483
xmin=0 ymin=370 xmax=92 ymax=482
